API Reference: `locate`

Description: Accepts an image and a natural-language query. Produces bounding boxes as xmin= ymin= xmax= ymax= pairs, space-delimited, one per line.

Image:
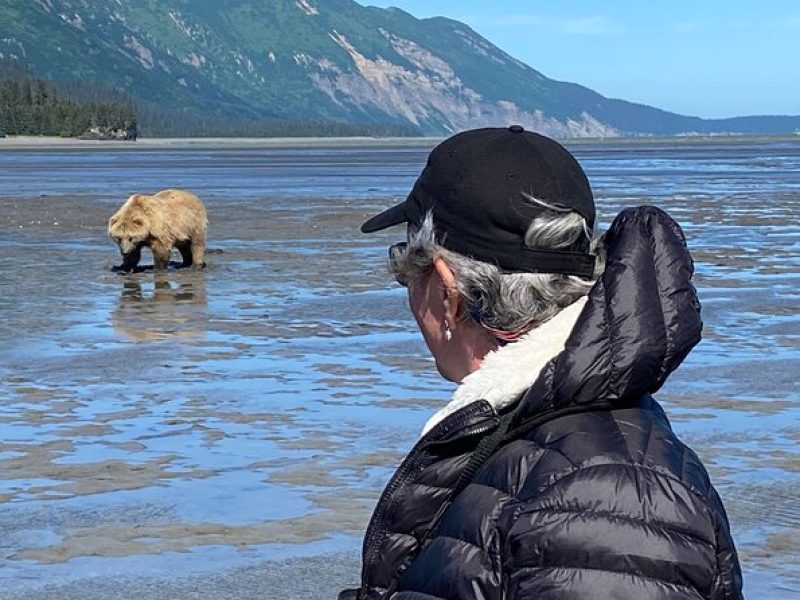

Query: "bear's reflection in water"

xmin=111 ymin=273 xmax=208 ymax=342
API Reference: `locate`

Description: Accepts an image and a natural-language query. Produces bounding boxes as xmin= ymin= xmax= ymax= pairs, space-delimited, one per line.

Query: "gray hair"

xmin=389 ymin=197 xmax=606 ymax=334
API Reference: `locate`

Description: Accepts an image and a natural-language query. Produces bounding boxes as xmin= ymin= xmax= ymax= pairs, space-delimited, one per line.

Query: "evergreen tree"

xmin=0 ymin=72 xmax=139 ymax=138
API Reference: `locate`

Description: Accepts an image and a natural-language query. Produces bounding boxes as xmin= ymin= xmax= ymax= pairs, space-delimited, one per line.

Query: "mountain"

xmin=1 ymin=0 xmax=798 ymax=137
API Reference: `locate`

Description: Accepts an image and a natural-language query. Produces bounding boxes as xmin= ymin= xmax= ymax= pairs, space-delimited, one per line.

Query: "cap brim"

xmin=360 ymin=202 xmax=409 ymax=233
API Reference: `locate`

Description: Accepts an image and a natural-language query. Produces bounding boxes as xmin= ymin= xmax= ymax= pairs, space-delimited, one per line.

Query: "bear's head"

xmin=109 ymin=195 xmax=150 ymax=255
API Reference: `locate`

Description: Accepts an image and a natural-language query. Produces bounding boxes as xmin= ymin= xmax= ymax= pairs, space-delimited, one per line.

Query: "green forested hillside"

xmin=0 ymin=0 xmax=797 ymax=137
xmin=0 ymin=59 xmax=418 ymax=138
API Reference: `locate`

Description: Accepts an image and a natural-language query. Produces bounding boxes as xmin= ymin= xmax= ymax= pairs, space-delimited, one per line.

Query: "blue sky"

xmin=362 ymin=1 xmax=800 ymax=119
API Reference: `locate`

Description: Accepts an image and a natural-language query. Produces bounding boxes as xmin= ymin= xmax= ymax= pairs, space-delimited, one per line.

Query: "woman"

xmin=343 ymin=126 xmax=742 ymax=599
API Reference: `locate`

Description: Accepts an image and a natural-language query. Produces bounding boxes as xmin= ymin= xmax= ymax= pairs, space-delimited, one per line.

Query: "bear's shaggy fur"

xmin=109 ymin=189 xmax=208 ymax=271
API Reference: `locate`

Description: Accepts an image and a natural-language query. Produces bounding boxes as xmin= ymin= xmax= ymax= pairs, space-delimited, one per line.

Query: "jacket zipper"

xmin=360 ymin=404 xmax=498 ymax=596
xmin=381 ymin=420 xmax=500 ymax=597
xmin=360 ymin=440 xmax=429 ymax=591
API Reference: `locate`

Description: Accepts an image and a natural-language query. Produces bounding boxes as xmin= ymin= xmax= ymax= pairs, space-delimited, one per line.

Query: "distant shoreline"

xmin=0 ymin=133 xmax=797 ymax=151
xmin=0 ymin=135 xmax=444 ymax=151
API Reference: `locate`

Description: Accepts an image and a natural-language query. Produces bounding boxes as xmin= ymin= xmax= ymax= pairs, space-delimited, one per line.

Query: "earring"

xmin=444 ymin=323 xmax=453 ymax=342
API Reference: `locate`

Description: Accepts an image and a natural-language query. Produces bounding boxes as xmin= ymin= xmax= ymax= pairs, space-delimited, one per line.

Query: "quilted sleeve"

xmin=395 ymin=480 xmax=510 ymax=600
xmin=501 ymin=462 xmax=725 ymax=600
xmin=708 ymin=486 xmax=744 ymax=600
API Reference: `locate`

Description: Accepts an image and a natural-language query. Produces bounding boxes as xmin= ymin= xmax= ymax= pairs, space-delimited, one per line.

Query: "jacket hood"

xmin=514 ymin=205 xmax=703 ymax=424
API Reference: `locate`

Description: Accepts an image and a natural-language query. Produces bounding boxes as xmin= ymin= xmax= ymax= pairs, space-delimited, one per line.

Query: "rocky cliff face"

xmin=1 ymin=0 xmax=797 ymax=136
xmin=315 ymin=28 xmax=617 ymax=137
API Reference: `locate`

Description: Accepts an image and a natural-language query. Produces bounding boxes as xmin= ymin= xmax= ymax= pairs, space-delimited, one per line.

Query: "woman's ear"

xmin=432 ymin=257 xmax=461 ymax=330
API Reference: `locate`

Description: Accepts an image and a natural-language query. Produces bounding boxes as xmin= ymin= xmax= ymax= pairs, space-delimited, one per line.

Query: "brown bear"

xmin=108 ymin=189 xmax=208 ymax=272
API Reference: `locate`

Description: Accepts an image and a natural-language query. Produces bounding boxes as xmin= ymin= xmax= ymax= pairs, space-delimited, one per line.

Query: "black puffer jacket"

xmin=350 ymin=206 xmax=743 ymax=600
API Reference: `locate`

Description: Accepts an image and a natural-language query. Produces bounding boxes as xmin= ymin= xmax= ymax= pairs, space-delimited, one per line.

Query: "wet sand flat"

xmin=1 ymin=138 xmax=799 ymax=598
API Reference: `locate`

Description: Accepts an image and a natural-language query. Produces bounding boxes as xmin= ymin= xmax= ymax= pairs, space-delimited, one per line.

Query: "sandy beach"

xmin=3 ymin=133 xmax=798 ymax=151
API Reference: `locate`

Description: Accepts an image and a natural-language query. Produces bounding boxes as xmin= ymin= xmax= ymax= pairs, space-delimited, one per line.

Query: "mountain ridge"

xmin=1 ymin=0 xmax=798 ymax=137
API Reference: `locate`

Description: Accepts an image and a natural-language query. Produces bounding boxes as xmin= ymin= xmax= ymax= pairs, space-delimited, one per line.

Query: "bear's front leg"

xmin=190 ymin=236 xmax=206 ymax=269
xmin=118 ymin=246 xmax=142 ymax=272
xmin=150 ymin=241 xmax=172 ymax=271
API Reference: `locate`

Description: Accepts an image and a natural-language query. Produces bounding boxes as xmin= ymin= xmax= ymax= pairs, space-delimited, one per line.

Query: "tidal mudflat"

xmin=0 ymin=138 xmax=798 ymax=598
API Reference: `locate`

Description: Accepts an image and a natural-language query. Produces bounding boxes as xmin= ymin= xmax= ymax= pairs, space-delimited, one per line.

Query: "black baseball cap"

xmin=361 ymin=125 xmax=596 ymax=277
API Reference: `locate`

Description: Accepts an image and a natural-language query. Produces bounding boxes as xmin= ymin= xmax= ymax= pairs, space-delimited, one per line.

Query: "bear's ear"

xmin=109 ymin=215 xmax=119 ymax=226
xmin=128 ymin=193 xmax=145 ymax=204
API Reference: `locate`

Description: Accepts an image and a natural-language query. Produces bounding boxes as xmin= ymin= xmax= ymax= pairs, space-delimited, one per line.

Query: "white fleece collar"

xmin=421 ymin=296 xmax=587 ymax=436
